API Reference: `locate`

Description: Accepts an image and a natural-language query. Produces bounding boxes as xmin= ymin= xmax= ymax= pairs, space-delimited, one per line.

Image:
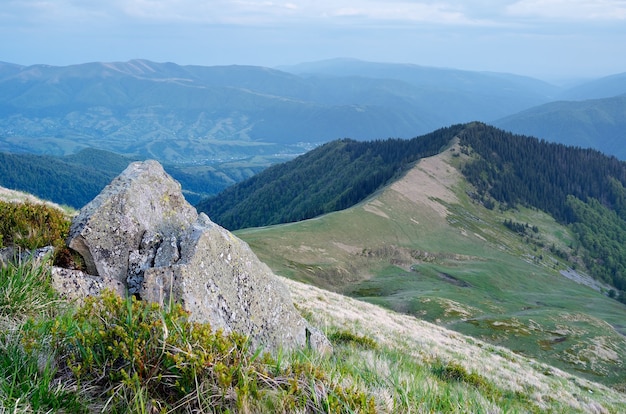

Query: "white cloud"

xmin=505 ymin=0 xmax=626 ymax=21
xmin=4 ymin=0 xmax=626 ymax=27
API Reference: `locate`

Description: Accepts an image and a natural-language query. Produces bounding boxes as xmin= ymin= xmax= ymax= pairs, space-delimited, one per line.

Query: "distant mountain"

xmin=0 ymin=59 xmax=559 ymax=164
xmin=279 ymin=58 xmax=560 ymax=124
xmin=557 ymin=72 xmax=626 ymax=100
xmin=280 ymin=57 xmax=559 ymax=99
xmin=494 ymin=95 xmax=626 ymax=159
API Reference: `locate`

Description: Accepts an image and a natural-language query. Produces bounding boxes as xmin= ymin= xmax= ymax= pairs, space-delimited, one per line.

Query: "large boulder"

xmin=67 ymin=160 xmax=197 ymax=292
xmin=140 ymin=214 xmax=315 ymax=351
xmin=63 ymin=160 xmax=330 ymax=354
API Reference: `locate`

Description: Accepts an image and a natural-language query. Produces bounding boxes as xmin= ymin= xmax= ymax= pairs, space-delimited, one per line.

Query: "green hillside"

xmin=494 ymin=95 xmax=626 ymax=159
xmin=197 ymin=125 xmax=464 ymax=229
xmin=221 ymin=124 xmax=626 ymax=387
xmin=0 ymin=148 xmax=255 ymax=208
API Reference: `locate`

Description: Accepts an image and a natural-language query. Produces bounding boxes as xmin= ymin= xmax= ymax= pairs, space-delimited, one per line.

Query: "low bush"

xmin=27 ymin=290 xmax=376 ymax=413
xmin=0 ymin=201 xmax=70 ymax=250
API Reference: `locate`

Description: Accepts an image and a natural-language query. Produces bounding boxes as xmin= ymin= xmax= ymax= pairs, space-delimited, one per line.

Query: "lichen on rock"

xmin=58 ymin=160 xmax=330 ymax=354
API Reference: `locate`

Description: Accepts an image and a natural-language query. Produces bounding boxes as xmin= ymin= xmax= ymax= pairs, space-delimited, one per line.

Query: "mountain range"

xmin=2 ymin=58 xmax=624 ymax=166
xmin=2 ymin=57 xmax=626 ymax=400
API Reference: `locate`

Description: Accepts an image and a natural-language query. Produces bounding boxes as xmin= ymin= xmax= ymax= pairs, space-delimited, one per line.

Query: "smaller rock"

xmin=50 ymin=267 xmax=126 ymax=304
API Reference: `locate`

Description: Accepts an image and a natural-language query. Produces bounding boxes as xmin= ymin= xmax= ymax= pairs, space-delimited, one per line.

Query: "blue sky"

xmin=2 ymin=0 xmax=625 ymax=80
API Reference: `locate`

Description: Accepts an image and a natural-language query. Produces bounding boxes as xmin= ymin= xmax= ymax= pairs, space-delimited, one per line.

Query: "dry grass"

xmin=283 ymin=276 xmax=626 ymax=412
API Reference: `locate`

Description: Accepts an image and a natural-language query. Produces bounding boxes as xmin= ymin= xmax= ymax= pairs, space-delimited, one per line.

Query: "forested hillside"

xmin=197 ymin=125 xmax=464 ymax=229
xmin=201 ymin=122 xmax=626 ymax=296
xmin=494 ymin=95 xmax=626 ymax=159
xmin=0 ymin=148 xmax=230 ymax=207
xmin=459 ymin=123 xmax=626 ymax=294
xmin=0 ymin=151 xmax=119 ymax=208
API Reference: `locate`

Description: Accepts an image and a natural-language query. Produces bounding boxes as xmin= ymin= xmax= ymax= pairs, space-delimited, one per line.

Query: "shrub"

xmin=0 ymin=201 xmax=70 ymax=250
xmin=328 ymin=329 xmax=378 ymax=350
xmin=39 ymin=291 xmax=375 ymax=413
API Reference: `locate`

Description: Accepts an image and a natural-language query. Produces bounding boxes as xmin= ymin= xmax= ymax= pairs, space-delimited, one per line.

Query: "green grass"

xmin=0 ymin=259 xmax=60 ymax=321
xmin=236 ymin=148 xmax=626 ymax=388
xmin=1 ymin=253 xmax=625 ymax=412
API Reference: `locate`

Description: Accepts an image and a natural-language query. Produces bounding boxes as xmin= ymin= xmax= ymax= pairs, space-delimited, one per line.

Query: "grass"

xmin=3 ymin=258 xmax=625 ymax=412
xmin=1 ymin=171 xmax=625 ymax=411
xmin=236 ymin=145 xmax=626 ymax=389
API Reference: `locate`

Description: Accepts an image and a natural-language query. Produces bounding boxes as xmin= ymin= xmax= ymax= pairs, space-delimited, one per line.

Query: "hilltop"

xmin=219 ymin=123 xmax=626 ymax=388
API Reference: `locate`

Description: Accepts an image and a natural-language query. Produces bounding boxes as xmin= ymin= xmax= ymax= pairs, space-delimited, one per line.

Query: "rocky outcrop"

xmin=67 ymin=160 xmax=197 ymax=292
xmin=61 ymin=160 xmax=330 ymax=354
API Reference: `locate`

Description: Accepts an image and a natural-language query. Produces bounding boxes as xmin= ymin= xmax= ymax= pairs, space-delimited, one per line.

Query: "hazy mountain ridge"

xmin=0 ymin=59 xmax=567 ymax=165
xmin=495 ymin=94 xmax=626 ymax=159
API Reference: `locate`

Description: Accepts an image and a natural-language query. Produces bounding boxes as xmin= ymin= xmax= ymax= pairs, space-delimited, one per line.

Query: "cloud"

xmin=4 ymin=0 xmax=626 ymax=28
xmin=505 ymin=0 xmax=626 ymax=21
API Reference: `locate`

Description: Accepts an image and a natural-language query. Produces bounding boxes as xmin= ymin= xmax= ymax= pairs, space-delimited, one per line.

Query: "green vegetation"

xmin=0 ymin=148 xmax=263 ymax=208
xmin=0 ymin=151 xmax=116 ymax=208
xmin=4 ymin=260 xmax=623 ymax=413
xmin=198 ymin=125 xmax=464 ymax=230
xmin=495 ymin=95 xmax=626 ymax=160
xmin=236 ymin=138 xmax=626 ymax=389
xmin=459 ymin=122 xmax=626 ymax=295
xmin=0 ymin=200 xmax=70 ymax=250
xmin=3 ymin=199 xmax=623 ymax=412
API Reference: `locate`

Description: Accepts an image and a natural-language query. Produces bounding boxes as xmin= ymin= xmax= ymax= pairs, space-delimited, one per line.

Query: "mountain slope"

xmin=285 ymin=276 xmax=626 ymax=411
xmin=197 ymin=125 xmax=464 ymax=229
xmin=0 ymin=148 xmax=249 ymax=208
xmin=494 ymin=95 xmax=626 ymax=159
xmin=222 ymin=124 xmax=626 ymax=387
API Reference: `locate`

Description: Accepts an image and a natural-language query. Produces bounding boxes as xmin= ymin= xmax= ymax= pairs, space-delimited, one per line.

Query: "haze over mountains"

xmin=1 ymin=57 xmax=624 ymax=167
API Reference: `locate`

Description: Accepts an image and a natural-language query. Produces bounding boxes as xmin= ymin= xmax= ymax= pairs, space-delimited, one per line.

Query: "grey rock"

xmin=67 ymin=160 xmax=197 ymax=282
xmin=140 ymin=213 xmax=318 ymax=352
xmin=50 ymin=267 xmax=125 ymax=303
xmin=63 ymin=160 xmax=330 ymax=354
xmin=127 ymin=231 xmax=162 ymax=294
xmin=0 ymin=246 xmax=54 ymax=267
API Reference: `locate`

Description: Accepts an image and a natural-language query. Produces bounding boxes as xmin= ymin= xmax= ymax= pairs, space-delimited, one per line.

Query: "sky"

xmin=1 ymin=0 xmax=625 ymax=81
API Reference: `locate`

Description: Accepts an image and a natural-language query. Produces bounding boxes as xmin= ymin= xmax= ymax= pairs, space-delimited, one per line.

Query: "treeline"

xmin=197 ymin=124 xmax=465 ymax=230
xmin=0 ymin=148 xmax=224 ymax=208
xmin=460 ymin=122 xmax=626 ymax=295
xmin=0 ymin=151 xmax=119 ymax=208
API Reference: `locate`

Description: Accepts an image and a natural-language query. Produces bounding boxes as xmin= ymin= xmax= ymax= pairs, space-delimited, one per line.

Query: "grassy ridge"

xmin=198 ymin=125 xmax=464 ymax=230
xmin=236 ymin=142 xmax=626 ymax=388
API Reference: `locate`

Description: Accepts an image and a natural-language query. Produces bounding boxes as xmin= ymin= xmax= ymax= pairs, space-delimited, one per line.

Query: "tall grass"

xmin=0 ymin=259 xmax=624 ymax=412
xmin=0 ymin=258 xmax=59 ymax=321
